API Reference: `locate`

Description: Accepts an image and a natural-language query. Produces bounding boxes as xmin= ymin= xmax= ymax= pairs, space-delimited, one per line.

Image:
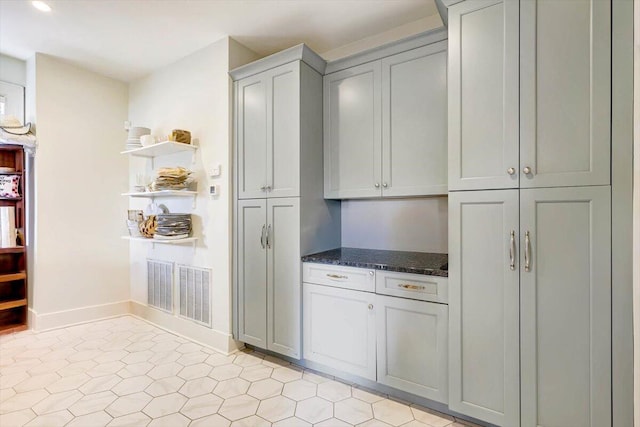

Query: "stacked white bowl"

xmin=125 ymin=127 xmax=151 ymax=151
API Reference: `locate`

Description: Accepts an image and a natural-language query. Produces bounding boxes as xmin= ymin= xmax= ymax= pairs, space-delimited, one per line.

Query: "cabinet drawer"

xmin=375 ymin=271 xmax=448 ymax=303
xmin=303 ymin=263 xmax=375 ymax=293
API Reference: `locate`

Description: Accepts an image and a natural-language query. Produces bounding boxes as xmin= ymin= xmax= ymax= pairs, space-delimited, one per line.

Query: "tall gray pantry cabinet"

xmin=232 ymin=46 xmax=340 ymax=360
xmin=447 ymin=1 xmax=612 ymax=427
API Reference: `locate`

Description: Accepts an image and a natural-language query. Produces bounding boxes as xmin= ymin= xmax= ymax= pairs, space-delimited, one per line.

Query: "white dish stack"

xmin=125 ymin=127 xmax=151 ymax=151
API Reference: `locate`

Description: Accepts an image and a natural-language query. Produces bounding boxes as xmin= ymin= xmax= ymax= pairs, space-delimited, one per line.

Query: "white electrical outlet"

xmin=209 ymin=185 xmax=219 ymax=196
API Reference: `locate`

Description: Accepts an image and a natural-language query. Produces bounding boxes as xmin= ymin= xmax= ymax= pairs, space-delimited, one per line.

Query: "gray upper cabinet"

xmin=449 ymin=0 xmax=611 ymax=191
xmin=520 ymin=186 xmax=611 ymax=427
xmin=237 ymin=61 xmax=300 ymax=199
xmin=448 ymin=189 xmax=520 ymax=426
xmin=237 ymin=74 xmax=269 ymax=199
xmin=448 ymin=0 xmax=519 ymax=191
xmin=324 ymin=62 xmax=382 ymax=199
xmin=381 ymin=42 xmax=448 ymax=197
xmin=324 ymin=33 xmax=448 ymax=199
xmin=520 ymin=0 xmax=610 ymax=188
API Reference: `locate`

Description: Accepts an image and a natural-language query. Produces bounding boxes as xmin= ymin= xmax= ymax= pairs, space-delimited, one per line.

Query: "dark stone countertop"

xmin=301 ymin=247 xmax=448 ymax=277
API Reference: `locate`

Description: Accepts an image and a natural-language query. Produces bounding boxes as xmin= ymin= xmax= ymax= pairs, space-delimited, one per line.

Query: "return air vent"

xmin=147 ymin=259 xmax=173 ymax=313
xmin=178 ymin=265 xmax=212 ymax=327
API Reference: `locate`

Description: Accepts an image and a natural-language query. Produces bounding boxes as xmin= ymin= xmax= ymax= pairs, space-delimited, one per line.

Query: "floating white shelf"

xmin=122 ymin=236 xmax=198 ymax=250
xmin=122 ymin=190 xmax=198 ymax=198
xmin=120 ymin=141 xmax=198 ymax=158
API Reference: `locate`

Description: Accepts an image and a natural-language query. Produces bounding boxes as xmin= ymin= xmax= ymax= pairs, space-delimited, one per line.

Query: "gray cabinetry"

xmin=448 ymin=0 xmax=519 ymax=191
xmin=520 ymin=186 xmax=611 ymax=427
xmin=324 ymin=33 xmax=448 ymax=199
xmin=376 ymin=294 xmax=448 ymax=403
xmin=237 ymin=198 xmax=301 ymax=359
xmin=237 ymin=61 xmax=300 ymax=199
xmin=324 ymin=62 xmax=382 ymax=199
xmin=449 ymin=0 xmax=611 ymax=191
xmin=449 ymin=186 xmax=611 ymax=427
xmin=448 ymin=190 xmax=520 ymax=426
xmin=232 ymin=46 xmax=340 ymax=360
xmin=520 ymin=0 xmax=610 ymax=188
xmin=303 ymin=282 xmax=377 ymax=381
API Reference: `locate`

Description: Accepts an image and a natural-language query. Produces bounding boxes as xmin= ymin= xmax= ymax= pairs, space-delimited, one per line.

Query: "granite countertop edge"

xmin=301 ymin=248 xmax=449 ymax=278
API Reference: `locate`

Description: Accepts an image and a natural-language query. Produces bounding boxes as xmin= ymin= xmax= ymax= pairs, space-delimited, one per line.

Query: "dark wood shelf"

xmin=0 ymin=197 xmax=23 ymax=201
xmin=0 ymin=323 xmax=28 ymax=334
xmin=0 ymin=272 xmax=26 ymax=282
xmin=0 ymin=246 xmax=25 ymax=254
xmin=0 ymin=298 xmax=26 ymax=311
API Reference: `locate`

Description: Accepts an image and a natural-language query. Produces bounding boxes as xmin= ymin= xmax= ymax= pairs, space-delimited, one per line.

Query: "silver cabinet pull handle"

xmin=507 ymin=167 xmax=516 ymax=175
xmin=509 ymin=230 xmax=516 ymax=271
xmin=260 ymin=185 xmax=267 ymax=192
xmin=326 ymin=274 xmax=348 ymax=280
xmin=266 ymin=225 xmax=272 ymax=249
xmin=260 ymin=225 xmax=266 ymax=249
xmin=398 ymin=283 xmax=425 ymax=291
xmin=368 ymin=304 xmax=373 ymax=310
xmin=266 ymin=186 xmax=272 ymax=192
xmin=523 ymin=166 xmax=532 ymax=175
xmin=369 ymin=271 xmax=374 ymax=276
xmin=382 ymin=182 xmax=388 ymax=188
xmin=374 ymin=183 xmax=380 ymax=188
xmin=524 ymin=231 xmax=531 ymax=272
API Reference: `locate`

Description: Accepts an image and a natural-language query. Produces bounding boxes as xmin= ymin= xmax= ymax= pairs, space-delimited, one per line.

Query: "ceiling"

xmin=0 ymin=0 xmax=440 ymax=82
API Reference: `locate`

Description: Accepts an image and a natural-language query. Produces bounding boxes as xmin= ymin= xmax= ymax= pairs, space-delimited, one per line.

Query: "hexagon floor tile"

xmin=0 ymin=315 xmax=467 ymax=427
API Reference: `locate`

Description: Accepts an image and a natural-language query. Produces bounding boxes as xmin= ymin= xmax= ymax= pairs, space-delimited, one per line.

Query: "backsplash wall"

xmin=341 ymin=197 xmax=448 ymax=253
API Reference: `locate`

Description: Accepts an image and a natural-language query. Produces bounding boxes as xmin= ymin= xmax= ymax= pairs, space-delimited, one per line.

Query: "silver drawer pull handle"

xmin=509 ymin=230 xmax=516 ymax=271
xmin=368 ymin=304 xmax=373 ymax=310
xmin=260 ymin=225 xmax=266 ymax=249
xmin=524 ymin=231 xmax=531 ymax=272
xmin=326 ymin=274 xmax=348 ymax=280
xmin=398 ymin=283 xmax=425 ymax=291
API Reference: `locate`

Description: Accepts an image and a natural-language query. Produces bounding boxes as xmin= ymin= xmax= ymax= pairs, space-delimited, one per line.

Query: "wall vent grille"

xmin=178 ymin=265 xmax=212 ymax=327
xmin=147 ymin=259 xmax=174 ymax=313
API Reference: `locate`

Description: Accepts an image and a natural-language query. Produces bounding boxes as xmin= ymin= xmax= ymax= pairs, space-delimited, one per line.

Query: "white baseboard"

xmin=29 ymin=300 xmax=131 ymax=331
xmin=129 ymin=301 xmax=241 ymax=355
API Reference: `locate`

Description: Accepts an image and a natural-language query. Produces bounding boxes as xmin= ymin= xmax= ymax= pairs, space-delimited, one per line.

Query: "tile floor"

xmin=0 ymin=316 xmax=480 ymax=427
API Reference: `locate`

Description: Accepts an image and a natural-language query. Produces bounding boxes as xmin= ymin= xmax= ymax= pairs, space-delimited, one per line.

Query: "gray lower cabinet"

xmin=376 ymin=295 xmax=448 ymax=404
xmin=448 ymin=190 xmax=520 ymax=426
xmin=520 ymin=186 xmax=611 ymax=427
xmin=303 ymin=282 xmax=377 ymax=380
xmin=449 ymin=186 xmax=611 ymax=426
xmin=238 ymin=198 xmax=301 ymax=359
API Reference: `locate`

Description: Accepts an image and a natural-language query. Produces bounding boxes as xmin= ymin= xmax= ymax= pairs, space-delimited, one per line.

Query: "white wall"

xmin=321 ymin=15 xmax=443 ymax=61
xmin=341 ymin=197 xmax=448 ymax=253
xmin=127 ymin=37 xmax=260 ymax=353
xmin=29 ymin=53 xmax=130 ymax=329
xmin=0 ymin=54 xmax=26 ymax=86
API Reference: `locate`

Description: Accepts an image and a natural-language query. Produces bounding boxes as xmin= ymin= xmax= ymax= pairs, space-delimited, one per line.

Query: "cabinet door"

xmin=381 ymin=43 xmax=447 ymax=197
xmin=448 ymin=0 xmax=519 ymax=191
xmin=448 ymin=190 xmax=519 ymax=426
xmin=376 ymin=295 xmax=448 ymax=403
xmin=237 ymin=199 xmax=267 ymax=348
xmin=266 ymin=198 xmax=301 ymax=358
xmin=520 ymin=186 xmax=611 ymax=427
xmin=303 ymin=283 xmax=376 ymax=380
xmin=237 ymin=73 xmax=269 ymax=199
xmin=268 ymin=62 xmax=300 ymax=198
xmin=324 ymin=62 xmax=382 ymax=199
xmin=520 ymin=0 xmax=610 ymax=188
